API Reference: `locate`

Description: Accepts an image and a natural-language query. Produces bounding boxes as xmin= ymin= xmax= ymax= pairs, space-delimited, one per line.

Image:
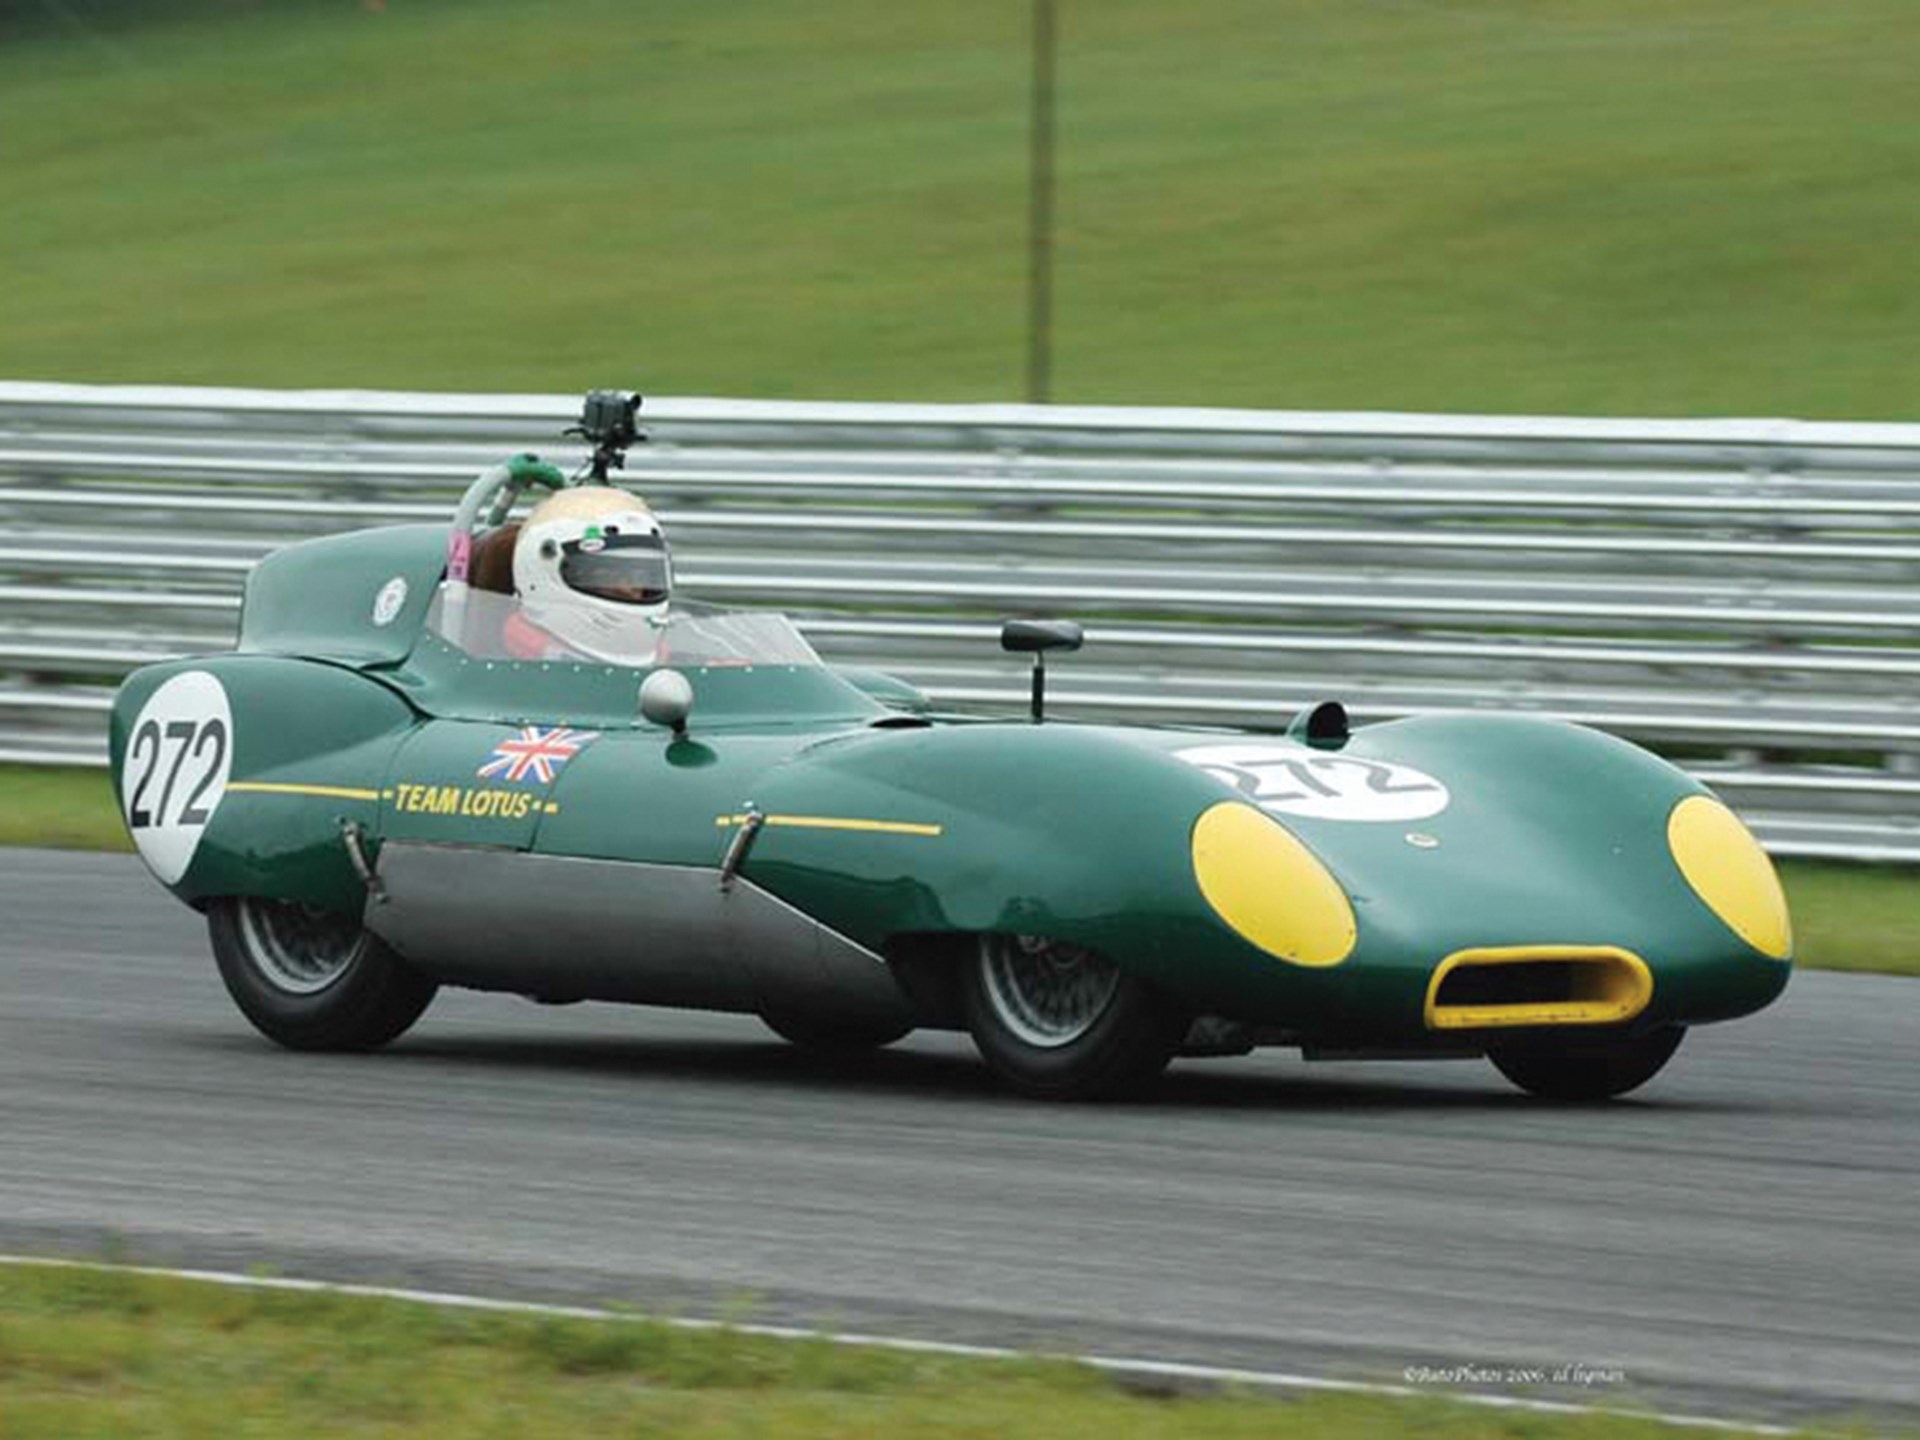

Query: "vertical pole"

xmin=1026 ymin=0 xmax=1056 ymax=405
xmin=1030 ymin=655 xmax=1046 ymax=723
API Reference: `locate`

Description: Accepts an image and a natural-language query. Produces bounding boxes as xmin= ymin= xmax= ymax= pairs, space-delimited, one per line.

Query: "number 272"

xmin=126 ymin=717 xmax=227 ymax=829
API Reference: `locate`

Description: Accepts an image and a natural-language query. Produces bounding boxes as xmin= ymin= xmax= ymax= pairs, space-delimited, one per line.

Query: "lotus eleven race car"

xmin=109 ymin=393 xmax=1793 ymax=1100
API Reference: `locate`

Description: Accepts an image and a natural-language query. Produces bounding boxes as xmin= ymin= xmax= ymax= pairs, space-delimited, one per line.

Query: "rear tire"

xmin=1489 ymin=1026 xmax=1685 ymax=1101
xmin=963 ymin=934 xmax=1187 ymax=1100
xmin=209 ymin=897 xmax=437 ymax=1052
xmin=761 ymin=1012 xmax=912 ymax=1053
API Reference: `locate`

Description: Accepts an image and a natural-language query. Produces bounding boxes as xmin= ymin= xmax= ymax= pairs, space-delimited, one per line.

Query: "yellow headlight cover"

xmin=1667 ymin=795 xmax=1793 ymax=960
xmin=1190 ymin=802 xmax=1357 ymax=967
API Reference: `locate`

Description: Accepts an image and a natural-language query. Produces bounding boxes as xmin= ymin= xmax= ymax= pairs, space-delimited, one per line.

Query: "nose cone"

xmin=1156 ymin=715 xmax=1797 ymax=1036
xmin=1271 ymin=787 xmax=1795 ymax=1032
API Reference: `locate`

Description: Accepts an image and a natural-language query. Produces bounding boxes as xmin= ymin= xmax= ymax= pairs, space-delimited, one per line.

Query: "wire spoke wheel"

xmin=978 ymin=934 xmax=1123 ymax=1049
xmin=234 ymin=897 xmax=365 ymax=995
xmin=964 ymin=933 xmax=1187 ymax=1099
xmin=210 ymin=897 xmax=438 ymax=1052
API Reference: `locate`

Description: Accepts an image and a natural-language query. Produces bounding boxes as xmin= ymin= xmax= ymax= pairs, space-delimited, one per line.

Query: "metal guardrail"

xmin=1 ymin=380 xmax=1916 ymax=862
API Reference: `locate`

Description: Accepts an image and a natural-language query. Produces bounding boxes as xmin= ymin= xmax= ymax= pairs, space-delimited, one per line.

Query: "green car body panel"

xmin=109 ymin=521 xmax=1791 ymax=1050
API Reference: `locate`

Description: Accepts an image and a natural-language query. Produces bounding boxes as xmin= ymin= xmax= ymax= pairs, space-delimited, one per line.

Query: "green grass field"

xmin=2 ymin=764 xmax=1911 ymax=976
xmin=4 ymin=0 xmax=1919 ymax=416
xmin=0 ymin=1261 xmax=1801 ymax=1439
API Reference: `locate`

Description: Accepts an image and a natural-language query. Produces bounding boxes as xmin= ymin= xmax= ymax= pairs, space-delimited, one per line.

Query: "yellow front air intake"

xmin=1666 ymin=795 xmax=1793 ymax=961
xmin=1424 ymin=946 xmax=1653 ymax=1030
xmin=1190 ymin=802 xmax=1357 ymax=967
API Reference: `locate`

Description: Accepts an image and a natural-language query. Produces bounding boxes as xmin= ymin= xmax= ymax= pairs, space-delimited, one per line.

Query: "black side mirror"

xmin=1000 ymin=619 xmax=1084 ymax=722
xmin=1001 ymin=619 xmax=1084 ymax=655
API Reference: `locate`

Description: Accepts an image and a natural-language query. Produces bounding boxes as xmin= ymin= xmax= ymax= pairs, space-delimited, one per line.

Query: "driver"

xmin=505 ymin=486 xmax=672 ymax=665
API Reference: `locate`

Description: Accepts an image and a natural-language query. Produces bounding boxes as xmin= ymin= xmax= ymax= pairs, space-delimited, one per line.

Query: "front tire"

xmin=963 ymin=934 xmax=1187 ymax=1100
xmin=209 ymin=897 xmax=437 ymax=1052
xmin=1489 ymin=1026 xmax=1685 ymax=1101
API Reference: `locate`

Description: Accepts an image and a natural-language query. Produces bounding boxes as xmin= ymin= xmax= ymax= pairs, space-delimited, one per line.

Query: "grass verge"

xmin=2 ymin=0 xmax=1919 ymax=416
xmin=0 ymin=1261 xmax=1784 ymax=1439
xmin=0 ymin=764 xmax=1910 ymax=976
xmin=1770 ymin=860 xmax=1919 ymax=977
xmin=0 ymin=766 xmax=132 ymax=854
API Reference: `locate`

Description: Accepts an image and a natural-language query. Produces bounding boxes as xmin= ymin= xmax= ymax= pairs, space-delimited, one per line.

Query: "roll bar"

xmin=441 ymin=451 xmax=568 ymax=642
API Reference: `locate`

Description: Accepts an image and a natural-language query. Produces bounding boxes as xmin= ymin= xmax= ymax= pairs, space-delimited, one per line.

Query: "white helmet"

xmin=512 ymin=486 xmax=671 ymax=663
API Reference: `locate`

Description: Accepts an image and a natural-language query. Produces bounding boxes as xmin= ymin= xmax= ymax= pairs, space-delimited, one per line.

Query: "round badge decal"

xmin=1176 ymin=742 xmax=1450 ymax=823
xmin=121 ymin=671 xmax=233 ymax=884
xmin=371 ymin=576 xmax=409 ymax=628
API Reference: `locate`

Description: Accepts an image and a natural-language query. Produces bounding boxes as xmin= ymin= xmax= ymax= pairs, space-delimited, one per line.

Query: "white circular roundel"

xmin=1176 ymin=742 xmax=1450 ymax=823
xmin=121 ymin=671 xmax=234 ymax=884
xmin=371 ymin=576 xmax=409 ymax=627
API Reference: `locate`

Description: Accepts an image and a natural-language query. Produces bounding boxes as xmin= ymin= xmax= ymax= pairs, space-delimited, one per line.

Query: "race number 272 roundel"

xmin=121 ymin=671 xmax=234 ymax=884
xmin=1176 ymin=742 xmax=1450 ymax=823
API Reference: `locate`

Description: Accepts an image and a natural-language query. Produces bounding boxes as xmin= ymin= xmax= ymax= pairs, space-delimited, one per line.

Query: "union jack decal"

xmin=477 ymin=727 xmax=599 ymax=786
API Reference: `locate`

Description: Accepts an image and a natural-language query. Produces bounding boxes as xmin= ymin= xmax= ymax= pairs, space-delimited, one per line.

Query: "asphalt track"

xmin=1 ymin=850 xmax=1915 ymax=1427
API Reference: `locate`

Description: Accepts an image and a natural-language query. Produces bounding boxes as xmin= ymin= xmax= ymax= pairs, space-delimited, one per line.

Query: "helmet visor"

xmin=559 ymin=533 xmax=670 ymax=606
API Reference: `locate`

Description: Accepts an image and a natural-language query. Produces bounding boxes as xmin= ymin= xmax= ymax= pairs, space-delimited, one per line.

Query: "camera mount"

xmin=566 ymin=389 xmax=645 ymax=482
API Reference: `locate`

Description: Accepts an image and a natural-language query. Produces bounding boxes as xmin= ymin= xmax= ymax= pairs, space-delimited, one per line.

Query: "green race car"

xmin=108 ymin=395 xmax=1793 ymax=1100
